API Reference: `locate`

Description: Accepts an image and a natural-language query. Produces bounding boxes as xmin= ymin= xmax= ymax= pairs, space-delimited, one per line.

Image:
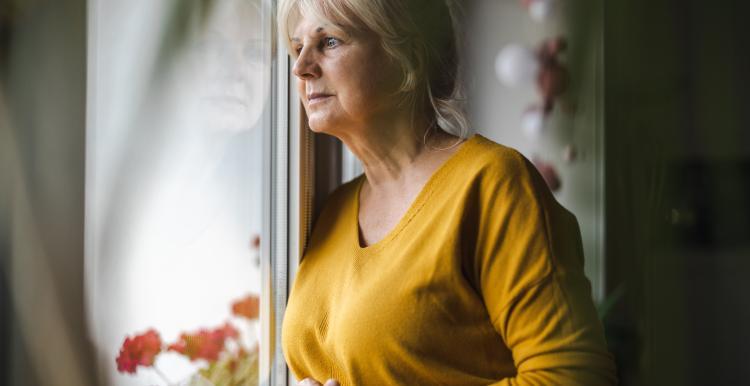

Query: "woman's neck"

xmin=340 ymin=115 xmax=461 ymax=192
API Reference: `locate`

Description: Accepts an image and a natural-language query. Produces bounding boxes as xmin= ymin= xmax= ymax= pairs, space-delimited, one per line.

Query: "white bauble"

xmin=495 ymin=44 xmax=540 ymax=87
xmin=529 ymin=0 xmax=556 ymax=22
xmin=521 ymin=107 xmax=546 ymax=140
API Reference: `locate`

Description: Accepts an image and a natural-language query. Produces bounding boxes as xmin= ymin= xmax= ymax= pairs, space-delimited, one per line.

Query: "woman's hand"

xmin=298 ymin=378 xmax=340 ymax=386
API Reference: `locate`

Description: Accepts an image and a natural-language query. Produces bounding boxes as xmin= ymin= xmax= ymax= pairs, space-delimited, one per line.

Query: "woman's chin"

xmin=306 ymin=116 xmax=336 ymax=135
xmin=306 ymin=109 xmax=353 ymax=138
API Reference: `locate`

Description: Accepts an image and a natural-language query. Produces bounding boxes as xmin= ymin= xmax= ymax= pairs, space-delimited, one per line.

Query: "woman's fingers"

xmin=299 ymin=378 xmax=323 ymax=386
xmin=298 ymin=377 xmax=340 ymax=386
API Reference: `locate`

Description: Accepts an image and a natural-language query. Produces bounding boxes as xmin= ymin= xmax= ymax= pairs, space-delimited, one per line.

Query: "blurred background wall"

xmin=0 ymin=0 xmax=95 ymax=385
xmin=605 ymin=0 xmax=750 ymax=384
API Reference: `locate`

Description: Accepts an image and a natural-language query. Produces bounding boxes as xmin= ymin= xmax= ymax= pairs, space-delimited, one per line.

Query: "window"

xmin=85 ymin=0 xmax=297 ymax=384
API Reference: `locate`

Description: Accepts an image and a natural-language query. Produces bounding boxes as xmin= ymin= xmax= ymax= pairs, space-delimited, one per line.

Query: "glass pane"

xmin=86 ymin=0 xmax=270 ymax=385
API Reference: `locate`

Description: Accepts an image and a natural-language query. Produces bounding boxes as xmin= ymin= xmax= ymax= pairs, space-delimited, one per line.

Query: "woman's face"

xmin=290 ymin=15 xmax=401 ymax=137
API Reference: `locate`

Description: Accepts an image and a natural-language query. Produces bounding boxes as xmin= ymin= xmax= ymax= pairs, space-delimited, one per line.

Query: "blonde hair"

xmin=278 ymin=0 xmax=470 ymax=140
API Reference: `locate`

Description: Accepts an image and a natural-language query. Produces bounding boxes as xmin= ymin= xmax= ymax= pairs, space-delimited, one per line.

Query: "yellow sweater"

xmin=282 ymin=134 xmax=617 ymax=385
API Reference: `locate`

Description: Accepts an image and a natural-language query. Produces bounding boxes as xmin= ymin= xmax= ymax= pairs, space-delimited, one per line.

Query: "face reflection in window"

xmin=181 ymin=0 xmax=266 ymax=134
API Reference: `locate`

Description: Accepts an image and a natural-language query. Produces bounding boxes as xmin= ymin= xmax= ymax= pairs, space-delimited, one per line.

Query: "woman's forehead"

xmin=291 ymin=15 xmax=351 ymax=40
xmin=288 ymin=0 xmax=368 ymax=37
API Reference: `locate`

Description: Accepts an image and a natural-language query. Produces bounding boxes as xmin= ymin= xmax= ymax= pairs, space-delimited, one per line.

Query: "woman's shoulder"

xmin=312 ymin=174 xmax=363 ymax=224
xmin=328 ymin=174 xmax=363 ymax=203
xmin=305 ymin=175 xmax=362 ymax=250
xmin=462 ymin=133 xmax=546 ymax=191
xmin=320 ymin=173 xmax=361 ymax=207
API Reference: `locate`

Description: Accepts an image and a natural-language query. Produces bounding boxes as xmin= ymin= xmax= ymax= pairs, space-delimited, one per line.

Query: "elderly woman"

xmin=279 ymin=0 xmax=617 ymax=385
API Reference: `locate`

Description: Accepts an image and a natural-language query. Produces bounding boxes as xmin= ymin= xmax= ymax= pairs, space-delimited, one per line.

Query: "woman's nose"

xmin=292 ymin=47 xmax=321 ymax=80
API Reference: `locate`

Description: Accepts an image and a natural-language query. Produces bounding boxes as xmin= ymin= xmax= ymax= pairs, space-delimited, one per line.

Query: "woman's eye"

xmin=323 ymin=37 xmax=340 ymax=49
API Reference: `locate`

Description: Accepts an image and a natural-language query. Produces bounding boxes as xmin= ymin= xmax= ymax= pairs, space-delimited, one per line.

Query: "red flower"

xmin=116 ymin=329 xmax=163 ymax=374
xmin=168 ymin=322 xmax=238 ymax=362
xmin=231 ymin=294 xmax=260 ymax=320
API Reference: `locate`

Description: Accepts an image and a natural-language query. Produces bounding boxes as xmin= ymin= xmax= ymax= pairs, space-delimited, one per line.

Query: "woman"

xmin=279 ymin=0 xmax=617 ymax=385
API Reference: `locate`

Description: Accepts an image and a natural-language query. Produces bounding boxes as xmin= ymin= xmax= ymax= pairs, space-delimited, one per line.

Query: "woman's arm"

xmin=474 ymin=153 xmax=617 ymax=385
xmin=487 ymin=269 xmax=617 ymax=385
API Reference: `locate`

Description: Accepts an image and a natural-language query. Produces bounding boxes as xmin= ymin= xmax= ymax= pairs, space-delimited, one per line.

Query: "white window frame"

xmin=260 ymin=7 xmax=295 ymax=380
xmin=262 ymin=1 xmax=330 ymax=382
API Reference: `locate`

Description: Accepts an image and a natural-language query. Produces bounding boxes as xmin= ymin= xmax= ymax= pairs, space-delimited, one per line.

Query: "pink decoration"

xmin=536 ymin=37 xmax=569 ymax=113
xmin=562 ymin=145 xmax=578 ymax=163
xmin=532 ymin=157 xmax=562 ymax=192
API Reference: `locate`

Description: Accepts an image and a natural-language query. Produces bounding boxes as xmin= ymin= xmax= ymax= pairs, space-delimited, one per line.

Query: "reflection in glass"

xmin=86 ymin=1 xmax=269 ymax=384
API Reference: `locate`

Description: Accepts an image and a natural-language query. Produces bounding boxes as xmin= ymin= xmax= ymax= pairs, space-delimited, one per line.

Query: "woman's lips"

xmin=307 ymin=93 xmax=332 ymax=105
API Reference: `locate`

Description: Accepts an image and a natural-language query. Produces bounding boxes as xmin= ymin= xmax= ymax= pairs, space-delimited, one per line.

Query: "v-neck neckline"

xmin=352 ymin=133 xmax=480 ymax=252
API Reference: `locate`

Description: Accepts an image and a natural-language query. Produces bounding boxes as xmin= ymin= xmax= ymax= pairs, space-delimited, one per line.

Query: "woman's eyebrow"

xmin=291 ymin=26 xmax=326 ymax=43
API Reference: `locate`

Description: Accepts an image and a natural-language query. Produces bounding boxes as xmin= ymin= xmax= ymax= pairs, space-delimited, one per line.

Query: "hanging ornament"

xmin=529 ymin=0 xmax=556 ymax=22
xmin=532 ymin=157 xmax=562 ymax=192
xmin=495 ymin=44 xmax=540 ymax=87
xmin=536 ymin=36 xmax=569 ymax=112
xmin=495 ymin=38 xmax=571 ymax=140
xmin=521 ymin=105 xmax=547 ymax=140
xmin=562 ymin=144 xmax=578 ymax=163
xmin=521 ymin=0 xmax=557 ymax=22
xmin=495 ymin=38 xmax=569 ymax=108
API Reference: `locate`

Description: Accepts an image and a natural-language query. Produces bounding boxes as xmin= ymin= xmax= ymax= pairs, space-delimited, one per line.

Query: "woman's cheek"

xmin=296 ymin=80 xmax=307 ymax=106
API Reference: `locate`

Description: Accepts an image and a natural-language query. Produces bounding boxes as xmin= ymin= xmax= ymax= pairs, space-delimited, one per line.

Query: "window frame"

xmin=261 ymin=1 xmax=294 ymax=383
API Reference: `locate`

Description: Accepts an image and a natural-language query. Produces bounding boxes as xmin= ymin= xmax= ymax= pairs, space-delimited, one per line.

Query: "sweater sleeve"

xmin=472 ymin=152 xmax=617 ymax=386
